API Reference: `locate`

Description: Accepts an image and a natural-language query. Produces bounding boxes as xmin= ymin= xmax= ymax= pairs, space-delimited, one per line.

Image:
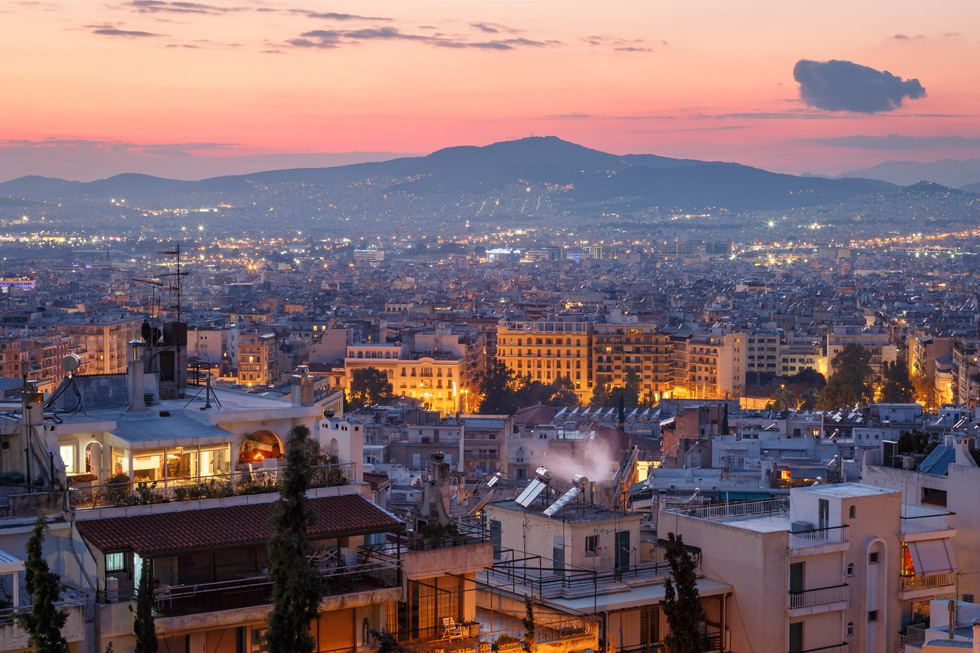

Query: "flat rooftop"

xmin=490 ymin=499 xmax=637 ymax=523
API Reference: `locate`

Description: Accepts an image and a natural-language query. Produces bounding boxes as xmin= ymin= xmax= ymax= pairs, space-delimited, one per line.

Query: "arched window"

xmin=847 ymin=563 xmax=855 ymax=576
xmin=847 ymin=622 xmax=854 ymax=637
xmin=849 ymin=505 xmax=856 ymax=519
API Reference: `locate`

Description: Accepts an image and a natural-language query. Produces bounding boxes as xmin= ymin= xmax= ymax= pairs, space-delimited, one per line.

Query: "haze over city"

xmin=1 ymin=0 xmax=978 ymax=181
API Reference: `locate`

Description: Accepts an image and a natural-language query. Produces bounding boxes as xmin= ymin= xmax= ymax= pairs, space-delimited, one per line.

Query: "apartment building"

xmin=592 ymin=322 xmax=673 ymax=402
xmin=497 ymin=319 xmax=593 ymax=403
xmin=671 ymin=328 xmax=746 ymax=400
xmin=344 ymin=328 xmax=483 ymax=415
xmin=908 ymin=330 xmax=953 ymax=387
xmin=53 ymin=316 xmax=142 ymax=375
xmin=951 ymin=338 xmax=979 ymax=408
xmin=237 ymin=332 xmax=279 ymax=386
xmin=826 ymin=326 xmax=898 ymax=378
xmin=658 ymin=483 xmax=958 ymax=653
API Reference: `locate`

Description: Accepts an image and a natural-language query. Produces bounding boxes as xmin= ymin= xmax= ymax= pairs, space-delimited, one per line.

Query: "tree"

xmin=347 ymin=367 xmax=393 ymax=410
xmin=880 ymin=359 xmax=915 ymax=403
xmin=768 ymin=386 xmax=797 ymax=411
xmin=18 ymin=517 xmax=69 ymax=653
xmin=590 ymin=370 xmax=641 ymax=409
xmin=662 ymin=532 xmax=705 ymax=653
xmin=522 ymin=596 xmax=536 ymax=652
xmin=817 ymin=345 xmax=874 ymax=410
xmin=477 ymin=361 xmax=517 ymax=414
xmin=133 ymin=556 xmax=157 ymax=653
xmin=912 ymin=372 xmax=938 ymax=411
xmin=265 ymin=426 xmax=322 ymax=653
xmin=369 ymin=630 xmax=405 ymax=653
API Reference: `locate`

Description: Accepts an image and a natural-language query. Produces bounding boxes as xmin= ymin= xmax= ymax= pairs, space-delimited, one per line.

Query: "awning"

xmin=908 ymin=539 xmax=957 ymax=575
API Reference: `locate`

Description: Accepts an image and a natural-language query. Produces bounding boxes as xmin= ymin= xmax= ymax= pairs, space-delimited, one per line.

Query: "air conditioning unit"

xmin=791 ymin=521 xmax=813 ymax=532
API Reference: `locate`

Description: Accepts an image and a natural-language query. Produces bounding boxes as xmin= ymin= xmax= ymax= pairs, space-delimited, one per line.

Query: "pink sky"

xmin=1 ymin=0 xmax=978 ymax=181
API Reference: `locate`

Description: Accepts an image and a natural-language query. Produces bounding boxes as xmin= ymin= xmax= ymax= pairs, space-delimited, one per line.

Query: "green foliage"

xmin=18 ymin=518 xmax=69 ymax=653
xmin=662 ymin=532 xmax=705 ymax=653
xmin=590 ymin=369 xmax=642 ymax=409
xmin=897 ymin=430 xmax=936 ymax=456
xmin=348 ymin=367 xmax=394 ymax=410
xmin=912 ymin=372 xmax=938 ymax=411
xmin=880 ymin=359 xmax=915 ymax=404
xmin=369 ymin=629 xmax=405 ymax=653
xmin=492 ymin=633 xmax=521 ymax=651
xmin=767 ymin=386 xmax=797 ymax=411
xmin=522 ymin=596 xmax=536 ymax=652
xmin=105 ymin=644 xmax=115 ymax=653
xmin=133 ymin=556 xmax=158 ymax=653
xmin=817 ymin=344 xmax=874 ymax=410
xmin=478 ymin=361 xmax=580 ymax=414
xmin=264 ymin=425 xmax=323 ymax=653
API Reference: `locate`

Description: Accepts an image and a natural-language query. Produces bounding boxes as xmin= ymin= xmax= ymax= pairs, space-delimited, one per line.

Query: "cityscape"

xmin=1 ymin=1 xmax=980 ymax=653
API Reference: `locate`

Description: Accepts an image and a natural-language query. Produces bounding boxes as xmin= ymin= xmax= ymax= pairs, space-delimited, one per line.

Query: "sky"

xmin=1 ymin=0 xmax=978 ymax=181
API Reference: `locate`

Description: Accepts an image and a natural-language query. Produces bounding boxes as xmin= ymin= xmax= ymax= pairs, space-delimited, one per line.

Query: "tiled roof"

xmin=77 ymin=493 xmax=403 ymax=555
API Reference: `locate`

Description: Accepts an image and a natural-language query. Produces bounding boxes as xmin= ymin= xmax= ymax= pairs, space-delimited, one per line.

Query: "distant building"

xmin=238 ymin=332 xmax=279 ymax=386
xmin=53 ymin=317 xmax=142 ymax=375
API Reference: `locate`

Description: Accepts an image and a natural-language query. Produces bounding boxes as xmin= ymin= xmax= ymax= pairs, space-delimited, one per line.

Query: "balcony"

xmin=788 ymin=584 xmax=849 ymax=616
xmin=69 ymin=462 xmax=356 ymax=510
xmin=789 ymin=644 xmax=850 ymax=653
xmin=368 ymin=521 xmax=492 ymax=580
xmin=102 ymin=559 xmax=402 ymax=633
xmin=900 ymin=511 xmax=956 ymax=540
xmin=664 ymin=497 xmax=789 ymax=521
xmin=900 ymin=572 xmax=955 ymax=593
xmin=789 ymin=526 xmax=849 ymax=555
xmin=0 ymin=590 xmax=90 ymax=648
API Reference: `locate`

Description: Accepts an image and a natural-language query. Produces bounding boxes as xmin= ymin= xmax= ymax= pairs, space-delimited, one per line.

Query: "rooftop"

xmin=77 ymin=493 xmax=403 ymax=555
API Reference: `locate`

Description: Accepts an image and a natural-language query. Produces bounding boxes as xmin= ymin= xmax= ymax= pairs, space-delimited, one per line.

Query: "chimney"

xmin=290 ymin=367 xmax=314 ymax=406
xmin=127 ymin=340 xmax=146 ymax=412
xmin=973 ymin=622 xmax=979 ymax=653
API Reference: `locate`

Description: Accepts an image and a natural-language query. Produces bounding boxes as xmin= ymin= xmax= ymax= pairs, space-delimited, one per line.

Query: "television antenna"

xmin=159 ymin=244 xmax=187 ymax=322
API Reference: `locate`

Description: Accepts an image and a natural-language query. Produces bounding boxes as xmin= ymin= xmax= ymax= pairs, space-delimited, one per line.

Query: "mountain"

xmin=839 ymin=158 xmax=980 ymax=188
xmin=0 ymin=136 xmax=894 ymax=213
xmin=961 ymin=181 xmax=980 ymax=194
xmin=0 ymin=175 xmax=82 ymax=198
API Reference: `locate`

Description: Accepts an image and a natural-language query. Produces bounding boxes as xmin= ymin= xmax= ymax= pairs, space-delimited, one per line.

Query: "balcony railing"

xmin=69 ymin=462 xmax=355 ymax=510
xmin=789 ymin=525 xmax=848 ymax=549
xmin=102 ymin=559 xmax=401 ymax=617
xmin=366 ymin=520 xmax=488 ymax=555
xmin=615 ymin=632 xmax=723 ymax=653
xmin=399 ymin=617 xmax=599 ymax=652
xmin=895 ymin=625 xmax=926 ymax=652
xmin=900 ymin=572 xmax=954 ymax=592
xmin=789 ymin=644 xmax=849 ymax=653
xmin=0 ymin=589 xmax=91 ymax=626
xmin=788 ymin=584 xmax=849 ymax=610
xmin=900 ymin=512 xmax=956 ymax=534
xmin=664 ymin=498 xmax=789 ymax=521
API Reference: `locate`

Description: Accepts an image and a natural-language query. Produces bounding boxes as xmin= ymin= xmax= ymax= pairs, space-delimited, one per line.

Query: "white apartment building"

xmin=658 ymin=483 xmax=957 ymax=653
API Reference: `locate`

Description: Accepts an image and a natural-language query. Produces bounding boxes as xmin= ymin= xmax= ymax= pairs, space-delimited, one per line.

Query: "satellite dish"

xmin=61 ymin=353 xmax=81 ymax=373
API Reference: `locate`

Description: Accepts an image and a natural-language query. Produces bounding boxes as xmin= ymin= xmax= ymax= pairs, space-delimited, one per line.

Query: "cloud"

xmin=807 ymin=134 xmax=980 ymax=149
xmin=90 ymin=25 xmax=161 ymax=37
xmin=125 ymin=0 xmax=239 ymax=14
xmin=471 ymin=22 xmax=499 ymax=34
xmin=261 ymin=8 xmax=389 ymax=21
xmin=583 ymin=34 xmax=654 ymax=52
xmin=0 ymin=138 xmax=236 ymax=153
xmin=793 ymin=59 xmax=926 ymax=113
xmin=614 ymin=46 xmax=652 ymax=52
xmin=286 ymin=26 xmax=558 ymax=50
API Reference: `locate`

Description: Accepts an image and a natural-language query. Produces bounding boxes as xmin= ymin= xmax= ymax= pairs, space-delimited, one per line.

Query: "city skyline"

xmin=1 ymin=0 xmax=978 ymax=181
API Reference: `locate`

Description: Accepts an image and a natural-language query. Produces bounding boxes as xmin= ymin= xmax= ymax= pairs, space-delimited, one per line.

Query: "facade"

xmin=592 ymin=322 xmax=673 ymax=402
xmin=53 ymin=317 xmax=142 ymax=375
xmin=658 ymin=483 xmax=958 ymax=653
xmin=826 ymin=326 xmax=898 ymax=379
xmin=238 ymin=332 xmax=279 ymax=386
xmin=497 ymin=319 xmax=593 ymax=403
xmin=671 ymin=328 xmax=746 ymax=399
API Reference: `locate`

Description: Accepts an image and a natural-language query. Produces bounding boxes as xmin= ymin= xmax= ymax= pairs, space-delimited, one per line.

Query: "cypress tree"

xmin=662 ymin=532 xmax=705 ymax=653
xmin=133 ymin=556 xmax=157 ymax=653
xmin=265 ymin=425 xmax=322 ymax=653
xmin=18 ymin=517 xmax=69 ymax=652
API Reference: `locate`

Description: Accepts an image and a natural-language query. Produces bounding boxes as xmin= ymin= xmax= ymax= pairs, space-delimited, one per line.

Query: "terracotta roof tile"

xmin=77 ymin=493 xmax=403 ymax=555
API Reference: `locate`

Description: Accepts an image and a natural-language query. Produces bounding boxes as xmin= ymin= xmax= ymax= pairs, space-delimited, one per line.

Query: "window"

xmin=849 ymin=506 xmax=856 ymax=519
xmin=869 ymin=551 xmax=879 ymax=564
xmin=868 ymin=610 xmax=878 ymax=622
xmin=847 ymin=563 xmax=855 ymax=577
xmin=59 ymin=444 xmax=76 ymax=474
xmin=585 ymin=535 xmax=599 ymax=557
xmin=106 ymin=552 xmax=127 ymax=573
xmin=847 ymin=622 xmax=854 ymax=637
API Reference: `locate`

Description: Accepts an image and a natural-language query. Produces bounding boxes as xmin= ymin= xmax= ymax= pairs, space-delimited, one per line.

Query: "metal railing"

xmin=141 ymin=559 xmax=400 ymax=617
xmin=788 ymin=584 xmax=849 ymax=609
xmin=790 ymin=644 xmax=849 ymax=653
xmin=69 ymin=462 xmax=355 ymax=510
xmin=664 ymin=497 xmax=789 ymax=521
xmin=615 ymin=633 xmax=723 ymax=653
xmin=366 ymin=520 xmax=488 ymax=555
xmin=900 ymin=572 xmax=954 ymax=592
xmin=0 ymin=589 xmax=91 ymax=626
xmin=789 ymin=525 xmax=849 ymax=549
xmin=399 ymin=616 xmax=598 ymax=652
xmin=900 ymin=512 xmax=956 ymax=534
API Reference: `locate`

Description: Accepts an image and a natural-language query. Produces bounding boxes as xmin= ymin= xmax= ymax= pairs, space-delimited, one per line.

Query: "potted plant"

xmin=463 ymin=621 xmax=480 ymax=637
xmin=491 ymin=634 xmax=521 ymax=652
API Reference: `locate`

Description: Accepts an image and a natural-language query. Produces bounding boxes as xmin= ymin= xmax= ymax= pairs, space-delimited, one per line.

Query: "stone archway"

xmin=238 ymin=430 xmax=284 ymax=464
